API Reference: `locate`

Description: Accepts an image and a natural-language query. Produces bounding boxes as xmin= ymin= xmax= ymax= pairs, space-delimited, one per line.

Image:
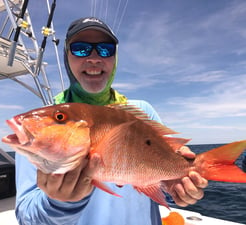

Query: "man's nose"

xmin=86 ymin=49 xmax=102 ymax=63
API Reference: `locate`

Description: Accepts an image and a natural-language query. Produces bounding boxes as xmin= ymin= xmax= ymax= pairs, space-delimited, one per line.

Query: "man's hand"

xmin=164 ymin=146 xmax=208 ymax=207
xmin=37 ymin=154 xmax=100 ymax=202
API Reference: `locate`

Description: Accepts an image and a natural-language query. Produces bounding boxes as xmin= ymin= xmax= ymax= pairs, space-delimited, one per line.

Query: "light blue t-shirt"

xmin=15 ymin=100 xmax=165 ymax=225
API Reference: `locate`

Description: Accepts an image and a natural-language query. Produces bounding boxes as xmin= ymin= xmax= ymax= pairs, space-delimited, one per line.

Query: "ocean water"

xmin=173 ymin=144 xmax=246 ymax=224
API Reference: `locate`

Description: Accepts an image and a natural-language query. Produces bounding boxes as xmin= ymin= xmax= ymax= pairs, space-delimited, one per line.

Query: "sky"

xmin=1 ymin=0 xmax=246 ymax=152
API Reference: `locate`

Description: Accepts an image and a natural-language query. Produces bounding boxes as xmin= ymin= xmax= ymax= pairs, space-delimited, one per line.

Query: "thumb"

xmin=176 ymin=146 xmax=196 ymax=159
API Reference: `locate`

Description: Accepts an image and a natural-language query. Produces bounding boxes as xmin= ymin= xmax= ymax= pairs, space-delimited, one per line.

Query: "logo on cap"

xmin=83 ymin=18 xmax=103 ymax=25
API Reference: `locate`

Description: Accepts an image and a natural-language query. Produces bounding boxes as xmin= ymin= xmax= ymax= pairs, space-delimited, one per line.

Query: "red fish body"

xmin=91 ymin=120 xmax=191 ymax=185
xmin=2 ymin=102 xmax=246 ymax=207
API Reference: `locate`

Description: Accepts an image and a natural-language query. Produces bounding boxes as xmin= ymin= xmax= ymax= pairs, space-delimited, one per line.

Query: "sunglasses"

xmin=70 ymin=42 xmax=116 ymax=58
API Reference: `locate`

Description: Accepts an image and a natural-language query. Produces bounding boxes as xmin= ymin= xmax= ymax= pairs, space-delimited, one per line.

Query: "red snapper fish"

xmin=2 ymin=103 xmax=246 ymax=207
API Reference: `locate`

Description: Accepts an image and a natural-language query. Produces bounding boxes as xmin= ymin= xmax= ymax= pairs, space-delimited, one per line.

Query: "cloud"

xmin=200 ymin=1 xmax=246 ymax=34
xmin=113 ymin=78 xmax=160 ymax=92
xmin=115 ymin=1 xmax=246 ymax=94
xmin=160 ymin=74 xmax=246 ymax=125
xmin=118 ymin=13 xmax=176 ymax=70
xmin=176 ymin=70 xmax=226 ymax=83
xmin=0 ymin=104 xmax=24 ymax=110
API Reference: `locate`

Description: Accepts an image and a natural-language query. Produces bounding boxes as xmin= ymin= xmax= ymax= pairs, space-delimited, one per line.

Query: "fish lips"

xmin=2 ymin=117 xmax=31 ymax=146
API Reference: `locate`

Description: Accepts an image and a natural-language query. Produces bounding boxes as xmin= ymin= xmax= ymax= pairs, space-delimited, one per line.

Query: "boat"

xmin=0 ymin=197 xmax=17 ymax=225
xmin=0 ymin=196 xmax=244 ymax=225
xmin=0 ymin=1 xmax=245 ymax=225
xmin=159 ymin=206 xmax=245 ymax=225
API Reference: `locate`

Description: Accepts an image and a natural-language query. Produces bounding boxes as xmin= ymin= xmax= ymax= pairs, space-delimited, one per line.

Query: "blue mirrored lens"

xmin=96 ymin=43 xmax=115 ymax=57
xmin=70 ymin=42 xmax=93 ymax=57
xmin=70 ymin=42 xmax=116 ymax=58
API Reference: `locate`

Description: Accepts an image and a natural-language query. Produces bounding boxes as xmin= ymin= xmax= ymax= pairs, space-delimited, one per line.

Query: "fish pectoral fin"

xmin=134 ymin=184 xmax=170 ymax=209
xmin=92 ymin=180 xmax=122 ymax=198
xmin=92 ymin=121 xmax=137 ymax=154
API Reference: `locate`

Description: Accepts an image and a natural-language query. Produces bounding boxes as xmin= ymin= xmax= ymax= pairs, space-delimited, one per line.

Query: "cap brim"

xmin=70 ymin=26 xmax=118 ymax=44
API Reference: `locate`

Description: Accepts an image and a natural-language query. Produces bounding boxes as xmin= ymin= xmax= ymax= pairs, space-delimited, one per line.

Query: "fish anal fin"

xmin=92 ymin=180 xmax=122 ymax=197
xmin=134 ymin=184 xmax=170 ymax=209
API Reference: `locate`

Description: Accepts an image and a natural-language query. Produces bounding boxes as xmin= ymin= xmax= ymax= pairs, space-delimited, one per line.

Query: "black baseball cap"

xmin=66 ymin=17 xmax=118 ymax=44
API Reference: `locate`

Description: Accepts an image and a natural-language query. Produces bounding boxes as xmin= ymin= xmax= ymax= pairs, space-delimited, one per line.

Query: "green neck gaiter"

xmin=54 ymin=51 xmax=127 ymax=105
xmin=54 ymin=84 xmax=127 ymax=105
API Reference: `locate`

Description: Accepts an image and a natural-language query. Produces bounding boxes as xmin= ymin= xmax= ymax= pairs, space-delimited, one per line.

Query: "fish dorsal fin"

xmin=107 ymin=103 xmax=178 ymax=136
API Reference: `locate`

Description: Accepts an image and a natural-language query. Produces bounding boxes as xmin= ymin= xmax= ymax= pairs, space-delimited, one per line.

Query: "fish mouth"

xmin=2 ymin=117 xmax=33 ymax=146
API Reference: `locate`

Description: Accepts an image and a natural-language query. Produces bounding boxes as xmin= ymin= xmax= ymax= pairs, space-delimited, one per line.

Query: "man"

xmin=15 ymin=17 xmax=208 ymax=225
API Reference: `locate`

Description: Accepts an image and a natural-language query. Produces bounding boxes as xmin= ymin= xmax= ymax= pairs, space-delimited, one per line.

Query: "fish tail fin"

xmin=194 ymin=140 xmax=246 ymax=183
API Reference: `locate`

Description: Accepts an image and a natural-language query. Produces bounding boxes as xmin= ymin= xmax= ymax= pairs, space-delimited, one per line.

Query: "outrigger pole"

xmin=7 ymin=0 xmax=29 ymax=66
xmin=34 ymin=0 xmax=56 ymax=76
xmin=1 ymin=0 xmax=62 ymax=106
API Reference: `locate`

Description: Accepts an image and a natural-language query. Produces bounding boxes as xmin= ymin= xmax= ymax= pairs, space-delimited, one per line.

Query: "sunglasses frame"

xmin=69 ymin=42 xmax=116 ymax=58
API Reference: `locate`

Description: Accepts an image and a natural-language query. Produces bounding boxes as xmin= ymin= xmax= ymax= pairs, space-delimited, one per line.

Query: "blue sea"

xmin=173 ymin=144 xmax=246 ymax=224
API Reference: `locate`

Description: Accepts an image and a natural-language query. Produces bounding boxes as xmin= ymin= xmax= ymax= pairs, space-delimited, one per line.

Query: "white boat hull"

xmin=159 ymin=206 xmax=244 ymax=225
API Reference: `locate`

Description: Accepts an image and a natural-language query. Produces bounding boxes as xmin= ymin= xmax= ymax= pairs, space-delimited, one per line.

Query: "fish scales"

xmin=92 ymin=119 xmax=191 ymax=186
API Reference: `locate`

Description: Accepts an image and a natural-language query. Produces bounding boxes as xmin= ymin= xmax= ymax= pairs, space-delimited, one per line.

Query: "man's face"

xmin=67 ymin=29 xmax=116 ymax=93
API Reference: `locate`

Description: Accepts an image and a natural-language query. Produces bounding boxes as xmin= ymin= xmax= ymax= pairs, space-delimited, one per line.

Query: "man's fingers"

xmin=37 ymin=169 xmax=48 ymax=188
xmin=37 ymin=170 xmax=64 ymax=192
xmin=176 ymin=146 xmax=196 ymax=159
xmin=168 ymin=189 xmax=189 ymax=207
xmin=181 ymin=177 xmax=204 ymax=200
xmin=174 ymin=181 xmax=198 ymax=205
xmin=189 ymin=171 xmax=208 ymax=189
xmin=60 ymin=160 xmax=89 ymax=193
xmin=36 ymin=156 xmax=100 ymax=202
xmin=167 ymin=172 xmax=208 ymax=207
xmin=37 ymin=170 xmax=65 ymax=199
xmin=69 ymin=154 xmax=101 ymax=201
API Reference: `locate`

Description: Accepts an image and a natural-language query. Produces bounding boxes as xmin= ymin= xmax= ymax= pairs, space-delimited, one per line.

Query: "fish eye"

xmin=54 ymin=111 xmax=67 ymax=122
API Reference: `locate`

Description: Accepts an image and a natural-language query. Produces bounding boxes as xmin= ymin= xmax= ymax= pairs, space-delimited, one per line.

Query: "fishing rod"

xmin=7 ymin=0 xmax=29 ymax=66
xmin=34 ymin=0 xmax=57 ymax=76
